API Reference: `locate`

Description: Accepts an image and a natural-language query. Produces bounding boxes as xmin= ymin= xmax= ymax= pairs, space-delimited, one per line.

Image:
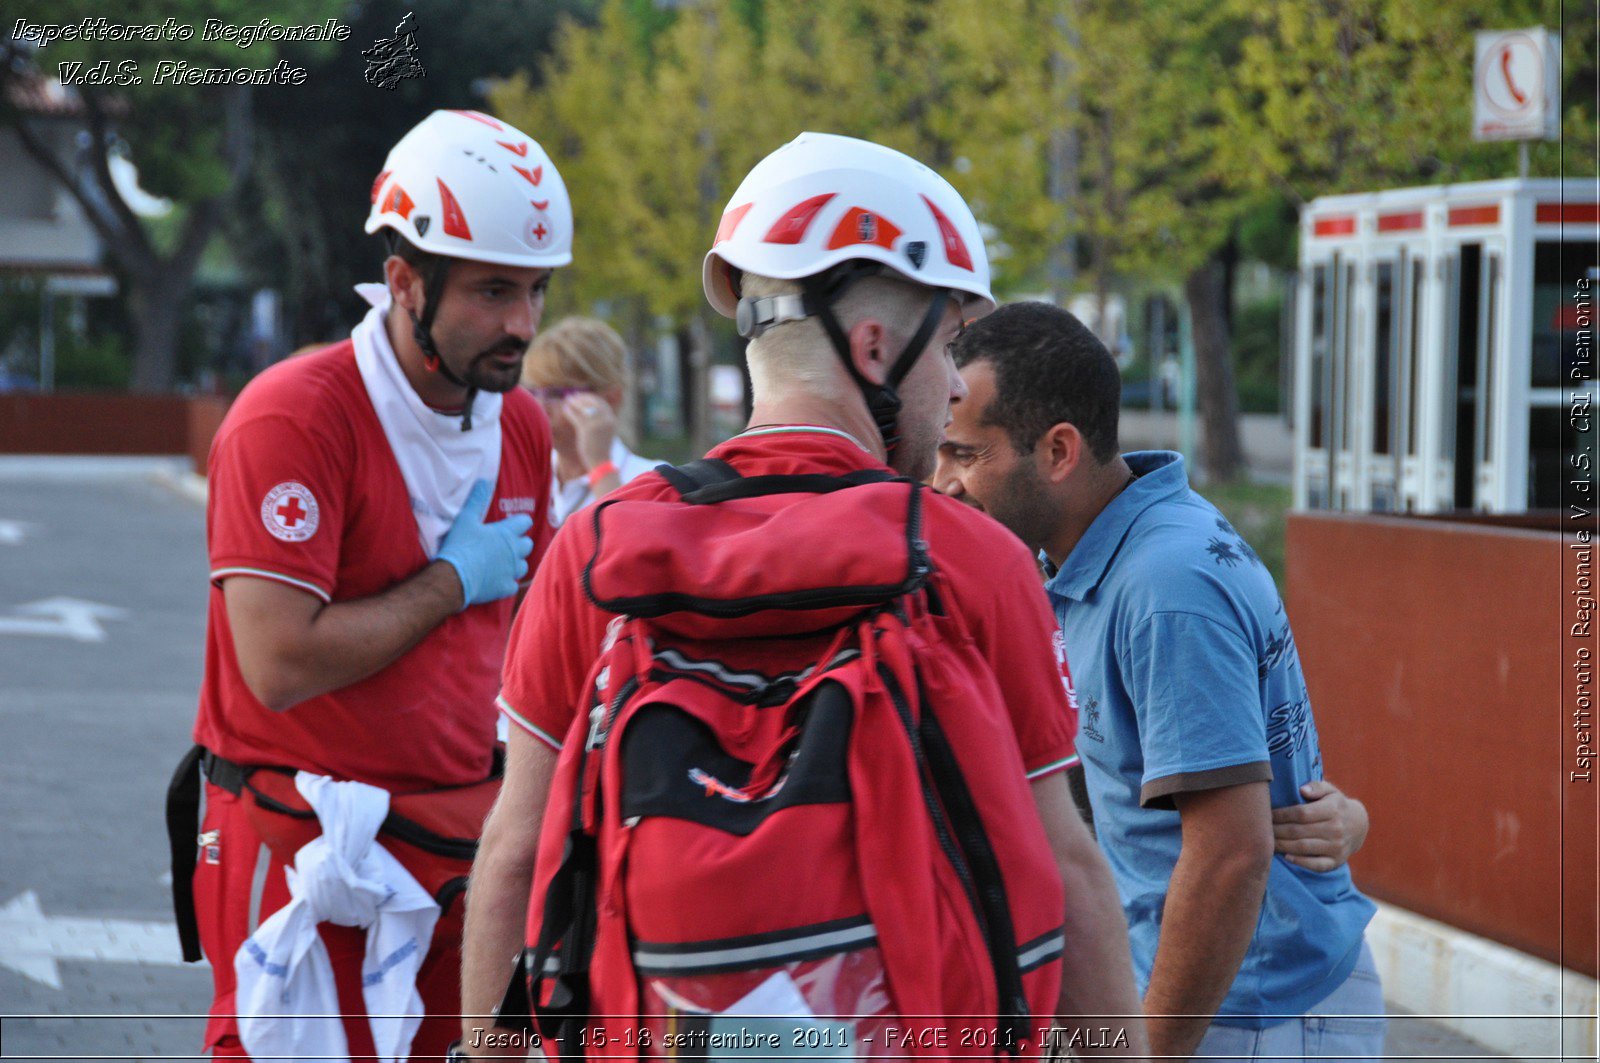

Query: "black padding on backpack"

xmin=617 ymin=682 xmax=853 ymax=834
xmin=655 ymin=458 xmax=741 ymax=497
xmin=656 ymin=458 xmax=901 ymax=505
xmin=492 ymin=946 xmax=537 ymax=1034
xmin=165 ymin=745 xmax=206 ymax=963
xmin=676 ymin=469 xmax=900 ymax=505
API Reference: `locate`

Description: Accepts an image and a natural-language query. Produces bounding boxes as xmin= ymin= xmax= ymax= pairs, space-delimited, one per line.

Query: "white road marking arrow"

xmin=0 ymin=597 xmax=128 ymax=642
xmin=0 ymin=891 xmax=185 ymax=989
xmin=0 ymin=519 xmax=28 ymax=545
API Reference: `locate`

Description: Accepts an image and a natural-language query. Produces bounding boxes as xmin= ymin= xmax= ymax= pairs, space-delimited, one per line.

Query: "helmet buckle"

xmin=735 ymin=294 xmax=809 ymax=339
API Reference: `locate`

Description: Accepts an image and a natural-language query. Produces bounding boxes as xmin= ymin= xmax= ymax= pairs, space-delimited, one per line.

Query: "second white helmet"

xmin=366 ymin=109 xmax=572 ymax=269
xmin=703 ymin=132 xmax=993 ymax=318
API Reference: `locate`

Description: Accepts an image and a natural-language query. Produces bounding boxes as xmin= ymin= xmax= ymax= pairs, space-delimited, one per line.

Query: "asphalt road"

xmin=1 ymin=461 xmax=211 ymax=1059
xmin=0 ymin=459 xmax=1509 ymax=1062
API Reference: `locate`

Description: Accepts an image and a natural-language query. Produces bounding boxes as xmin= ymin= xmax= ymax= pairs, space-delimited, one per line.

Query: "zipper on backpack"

xmin=881 ymin=661 xmax=1028 ymax=1054
xmin=877 ymin=663 xmax=989 ymax=946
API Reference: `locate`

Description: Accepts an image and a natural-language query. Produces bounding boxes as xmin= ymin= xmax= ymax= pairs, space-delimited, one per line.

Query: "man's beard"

xmin=457 ymin=341 xmax=526 ymax=393
xmin=988 ymin=456 xmax=1056 ymax=553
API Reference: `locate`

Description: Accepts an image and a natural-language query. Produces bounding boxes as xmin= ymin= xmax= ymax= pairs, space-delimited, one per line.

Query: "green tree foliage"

xmin=1 ymin=0 xmax=343 ymax=391
xmin=243 ymin=0 xmax=594 ymax=346
xmin=402 ymin=1 xmax=1600 ymax=461
xmin=1217 ymin=0 xmax=1598 ymax=200
xmin=494 ymin=0 xmax=1061 ymax=323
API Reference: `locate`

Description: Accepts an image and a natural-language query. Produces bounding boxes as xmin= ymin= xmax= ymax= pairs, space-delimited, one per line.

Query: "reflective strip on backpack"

xmin=652 ymin=647 xmax=860 ymax=693
xmin=1016 ymin=927 xmax=1066 ymax=973
xmin=633 ymin=915 xmax=877 ymax=976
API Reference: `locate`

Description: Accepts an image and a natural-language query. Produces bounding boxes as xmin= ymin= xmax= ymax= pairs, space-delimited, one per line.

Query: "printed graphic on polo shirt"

xmin=1259 ymin=621 xmax=1296 ymax=678
xmin=260 ymin=481 xmax=321 ymax=542
xmin=1079 ymin=693 xmax=1105 ymax=743
xmin=1265 ymin=695 xmax=1311 ymax=758
xmin=1206 ymin=536 xmax=1245 ymax=567
xmin=1214 ymin=517 xmax=1263 ymax=568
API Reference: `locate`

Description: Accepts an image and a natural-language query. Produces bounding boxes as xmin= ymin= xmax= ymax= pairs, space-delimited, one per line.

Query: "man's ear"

xmin=845 ymin=316 xmax=892 ymax=386
xmin=1039 ymin=421 xmax=1087 ymax=484
xmin=384 ymin=255 xmax=423 ymax=316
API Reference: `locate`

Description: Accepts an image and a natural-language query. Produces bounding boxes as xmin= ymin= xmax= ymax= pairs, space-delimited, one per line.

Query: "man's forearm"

xmin=229 ymin=560 xmax=464 ymax=710
xmin=462 ymin=733 xmax=558 ymax=1056
xmin=1141 ymin=838 xmax=1269 ymax=1060
xmin=1033 ymin=773 xmax=1147 ymax=1056
xmin=1055 ymin=840 xmax=1149 ymax=1056
xmin=461 ymin=825 xmax=540 ymax=1052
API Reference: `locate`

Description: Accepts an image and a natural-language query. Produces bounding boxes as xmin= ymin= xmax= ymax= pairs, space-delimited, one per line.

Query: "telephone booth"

xmin=1292 ymin=178 xmax=1598 ymax=513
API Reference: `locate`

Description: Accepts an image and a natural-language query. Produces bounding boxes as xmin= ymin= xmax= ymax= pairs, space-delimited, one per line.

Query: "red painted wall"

xmin=0 ymin=393 xmax=229 ymax=474
xmin=1288 ymin=512 xmax=1597 ymax=977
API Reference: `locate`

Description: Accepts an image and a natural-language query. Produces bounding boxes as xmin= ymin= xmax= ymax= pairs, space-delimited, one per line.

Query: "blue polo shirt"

xmin=1045 ymin=451 xmax=1374 ymax=1027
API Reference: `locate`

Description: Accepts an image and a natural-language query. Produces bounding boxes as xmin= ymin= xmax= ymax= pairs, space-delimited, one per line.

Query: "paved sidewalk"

xmin=1386 ymin=1006 xmax=1525 ymax=1061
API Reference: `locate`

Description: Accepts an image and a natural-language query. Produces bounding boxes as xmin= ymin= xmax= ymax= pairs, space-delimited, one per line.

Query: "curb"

xmin=149 ymin=463 xmax=208 ymax=506
xmin=1368 ymin=901 xmax=1598 ymax=1060
xmin=0 ymin=455 xmax=192 ymax=481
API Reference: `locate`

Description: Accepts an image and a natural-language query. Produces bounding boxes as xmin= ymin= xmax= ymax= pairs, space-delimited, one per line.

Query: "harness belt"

xmin=165 ymin=744 xmax=503 ymax=964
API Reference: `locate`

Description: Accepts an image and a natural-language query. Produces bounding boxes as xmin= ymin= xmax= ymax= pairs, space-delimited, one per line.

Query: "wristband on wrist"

xmin=587 ymin=460 xmax=618 ymax=488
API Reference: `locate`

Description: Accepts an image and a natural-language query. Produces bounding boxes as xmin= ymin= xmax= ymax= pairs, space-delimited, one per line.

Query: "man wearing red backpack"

xmin=461 ymin=134 xmax=1147 ymax=1060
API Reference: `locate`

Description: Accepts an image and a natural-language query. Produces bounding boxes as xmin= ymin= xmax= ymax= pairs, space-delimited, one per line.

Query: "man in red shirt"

xmin=184 ymin=109 xmax=572 ymax=1059
xmin=461 ymin=133 xmax=1147 ymax=1058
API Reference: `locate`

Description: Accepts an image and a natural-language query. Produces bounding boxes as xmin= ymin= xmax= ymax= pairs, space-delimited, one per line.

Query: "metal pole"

xmin=1518 ymin=142 xmax=1529 ymax=178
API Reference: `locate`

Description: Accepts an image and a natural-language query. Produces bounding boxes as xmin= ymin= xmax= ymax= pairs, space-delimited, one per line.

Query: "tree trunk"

xmin=1183 ymin=255 xmax=1246 ymax=482
xmin=126 ymin=274 xmax=187 ymax=393
xmin=624 ymin=301 xmax=653 ymax=448
xmin=686 ymin=311 xmax=714 ymax=458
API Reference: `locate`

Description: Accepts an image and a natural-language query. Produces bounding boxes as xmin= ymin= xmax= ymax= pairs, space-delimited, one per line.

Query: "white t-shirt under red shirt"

xmin=193 ymin=340 xmax=553 ymax=792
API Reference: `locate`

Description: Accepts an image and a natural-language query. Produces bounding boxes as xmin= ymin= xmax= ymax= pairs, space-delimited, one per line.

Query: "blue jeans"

xmin=1193 ymin=940 xmax=1385 ymax=1061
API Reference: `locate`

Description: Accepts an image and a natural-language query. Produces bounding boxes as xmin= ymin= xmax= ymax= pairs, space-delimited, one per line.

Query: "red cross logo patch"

xmin=260 ymin=482 xmax=321 ymax=543
xmin=526 ymin=211 xmax=554 ymax=249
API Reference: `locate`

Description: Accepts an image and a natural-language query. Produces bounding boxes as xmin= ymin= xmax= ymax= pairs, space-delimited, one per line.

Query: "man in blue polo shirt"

xmin=933 ymin=301 xmax=1382 ymax=1062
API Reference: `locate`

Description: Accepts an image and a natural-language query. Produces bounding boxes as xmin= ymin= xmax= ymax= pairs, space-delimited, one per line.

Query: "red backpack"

xmin=496 ymin=461 xmax=1066 ymax=1059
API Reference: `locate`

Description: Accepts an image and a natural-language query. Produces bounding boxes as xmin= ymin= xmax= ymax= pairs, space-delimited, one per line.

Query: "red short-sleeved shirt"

xmin=499 ymin=429 xmax=1078 ymax=778
xmin=193 ymin=340 xmax=553 ymax=792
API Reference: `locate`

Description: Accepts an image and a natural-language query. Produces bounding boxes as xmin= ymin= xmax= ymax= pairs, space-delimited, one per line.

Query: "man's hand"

xmin=1272 ymin=779 xmax=1369 ymax=872
xmin=437 ymin=479 xmax=534 ymax=609
xmin=562 ymin=394 xmax=618 ymax=473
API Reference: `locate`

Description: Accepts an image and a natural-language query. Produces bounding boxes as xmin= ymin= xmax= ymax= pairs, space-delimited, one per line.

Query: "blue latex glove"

xmin=435 ymin=479 xmax=534 ymax=609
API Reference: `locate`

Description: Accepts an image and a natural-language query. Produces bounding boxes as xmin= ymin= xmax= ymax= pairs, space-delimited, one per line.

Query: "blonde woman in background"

xmin=521 ymin=317 xmax=658 ymax=526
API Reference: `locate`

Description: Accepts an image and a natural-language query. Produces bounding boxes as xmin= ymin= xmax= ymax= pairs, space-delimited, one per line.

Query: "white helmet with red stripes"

xmin=702 ymin=131 xmax=993 ymax=318
xmin=365 ymin=109 xmax=572 ymax=268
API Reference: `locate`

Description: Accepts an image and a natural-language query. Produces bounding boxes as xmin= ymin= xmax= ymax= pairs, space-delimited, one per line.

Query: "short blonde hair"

xmin=522 ymin=317 xmax=628 ymax=393
xmin=742 ymin=271 xmax=933 ymax=403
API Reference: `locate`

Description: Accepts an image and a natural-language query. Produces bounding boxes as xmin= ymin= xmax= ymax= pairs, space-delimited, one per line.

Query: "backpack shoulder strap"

xmin=657 ymin=458 xmax=903 ymax=506
xmin=655 ymin=459 xmax=741 ymax=498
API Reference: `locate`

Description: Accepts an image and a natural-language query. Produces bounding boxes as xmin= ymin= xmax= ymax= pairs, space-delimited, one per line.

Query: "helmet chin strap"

xmin=795 ymin=266 xmax=951 ymax=463
xmin=406 ymin=255 xmax=478 ymax=431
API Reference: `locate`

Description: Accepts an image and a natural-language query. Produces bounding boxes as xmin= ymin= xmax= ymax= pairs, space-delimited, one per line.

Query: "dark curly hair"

xmin=951 ymin=301 xmax=1121 ymax=463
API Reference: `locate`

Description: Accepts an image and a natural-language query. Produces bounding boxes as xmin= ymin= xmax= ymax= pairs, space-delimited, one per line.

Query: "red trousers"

xmin=193 ymin=782 xmax=462 ymax=1060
